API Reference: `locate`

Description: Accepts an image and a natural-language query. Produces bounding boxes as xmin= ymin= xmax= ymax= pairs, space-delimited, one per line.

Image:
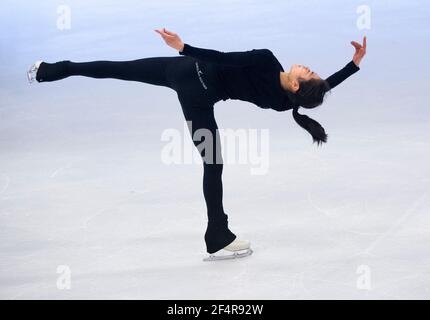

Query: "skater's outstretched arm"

xmin=154 ymin=28 xmax=272 ymax=67
xmin=325 ymin=36 xmax=366 ymax=90
xmin=325 ymin=60 xmax=360 ymax=90
xmin=178 ymin=43 xmax=271 ymax=68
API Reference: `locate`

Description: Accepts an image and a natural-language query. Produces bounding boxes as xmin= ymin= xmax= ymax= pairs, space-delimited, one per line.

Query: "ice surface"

xmin=1 ymin=0 xmax=430 ymax=299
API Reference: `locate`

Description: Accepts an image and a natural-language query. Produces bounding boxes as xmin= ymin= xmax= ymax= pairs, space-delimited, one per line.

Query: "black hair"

xmin=285 ymin=78 xmax=331 ymax=146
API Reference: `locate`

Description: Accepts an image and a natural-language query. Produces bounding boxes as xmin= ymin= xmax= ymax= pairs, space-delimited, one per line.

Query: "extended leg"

xmin=35 ymin=57 xmax=176 ymax=89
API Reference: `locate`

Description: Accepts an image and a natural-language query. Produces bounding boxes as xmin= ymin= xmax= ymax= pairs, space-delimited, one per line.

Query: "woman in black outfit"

xmin=27 ymin=28 xmax=366 ymax=261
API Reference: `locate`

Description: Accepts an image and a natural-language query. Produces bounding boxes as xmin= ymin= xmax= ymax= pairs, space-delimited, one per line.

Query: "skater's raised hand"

xmin=350 ymin=35 xmax=367 ymax=67
xmin=154 ymin=28 xmax=185 ymax=52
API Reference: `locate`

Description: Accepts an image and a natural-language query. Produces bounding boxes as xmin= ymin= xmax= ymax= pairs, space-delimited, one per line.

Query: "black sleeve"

xmin=179 ymin=43 xmax=272 ymax=67
xmin=325 ymin=60 xmax=360 ymax=90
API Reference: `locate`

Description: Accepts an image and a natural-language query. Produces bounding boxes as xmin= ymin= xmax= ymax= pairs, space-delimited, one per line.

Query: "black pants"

xmin=36 ymin=57 xmax=236 ymax=254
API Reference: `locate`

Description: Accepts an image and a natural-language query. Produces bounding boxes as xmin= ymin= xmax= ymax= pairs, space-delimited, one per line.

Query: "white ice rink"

xmin=1 ymin=0 xmax=429 ymax=299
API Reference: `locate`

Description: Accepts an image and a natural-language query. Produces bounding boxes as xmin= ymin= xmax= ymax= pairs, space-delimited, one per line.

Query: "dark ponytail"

xmin=292 ymin=106 xmax=327 ymax=146
xmin=286 ymin=78 xmax=331 ymax=146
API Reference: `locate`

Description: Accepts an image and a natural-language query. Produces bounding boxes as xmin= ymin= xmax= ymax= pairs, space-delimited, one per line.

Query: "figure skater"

xmin=27 ymin=28 xmax=366 ymax=261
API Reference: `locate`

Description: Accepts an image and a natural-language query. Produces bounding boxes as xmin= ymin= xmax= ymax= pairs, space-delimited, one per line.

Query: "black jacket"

xmin=179 ymin=43 xmax=360 ymax=111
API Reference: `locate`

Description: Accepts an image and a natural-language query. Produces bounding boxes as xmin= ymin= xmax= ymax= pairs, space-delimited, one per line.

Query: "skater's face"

xmin=289 ymin=64 xmax=321 ymax=81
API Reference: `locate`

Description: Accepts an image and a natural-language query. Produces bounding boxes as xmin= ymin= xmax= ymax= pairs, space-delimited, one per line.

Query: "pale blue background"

xmin=1 ymin=0 xmax=429 ymax=299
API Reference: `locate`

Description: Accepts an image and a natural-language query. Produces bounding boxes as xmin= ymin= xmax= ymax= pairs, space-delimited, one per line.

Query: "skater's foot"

xmin=27 ymin=60 xmax=70 ymax=83
xmin=203 ymin=238 xmax=253 ymax=262
xmin=223 ymin=238 xmax=250 ymax=252
xmin=27 ymin=60 xmax=43 ymax=83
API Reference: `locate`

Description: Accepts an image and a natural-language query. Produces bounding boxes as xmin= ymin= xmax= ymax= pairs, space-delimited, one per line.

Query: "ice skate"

xmin=27 ymin=60 xmax=43 ymax=83
xmin=203 ymin=239 xmax=253 ymax=262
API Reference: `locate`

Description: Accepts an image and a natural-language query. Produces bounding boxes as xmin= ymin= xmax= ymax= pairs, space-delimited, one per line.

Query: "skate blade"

xmin=203 ymin=248 xmax=253 ymax=262
xmin=27 ymin=66 xmax=36 ymax=83
xmin=27 ymin=64 xmax=38 ymax=84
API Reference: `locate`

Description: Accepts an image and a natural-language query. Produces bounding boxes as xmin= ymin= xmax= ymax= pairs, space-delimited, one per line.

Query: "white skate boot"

xmin=27 ymin=60 xmax=43 ymax=83
xmin=203 ymin=239 xmax=253 ymax=262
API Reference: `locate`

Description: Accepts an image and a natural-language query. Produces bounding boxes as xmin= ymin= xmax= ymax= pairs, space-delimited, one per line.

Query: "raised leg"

xmin=35 ymin=57 xmax=177 ymax=89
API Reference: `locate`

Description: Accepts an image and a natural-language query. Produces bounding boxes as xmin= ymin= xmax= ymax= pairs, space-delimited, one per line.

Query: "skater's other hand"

xmin=154 ymin=28 xmax=185 ymax=52
xmin=351 ymin=35 xmax=367 ymax=67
